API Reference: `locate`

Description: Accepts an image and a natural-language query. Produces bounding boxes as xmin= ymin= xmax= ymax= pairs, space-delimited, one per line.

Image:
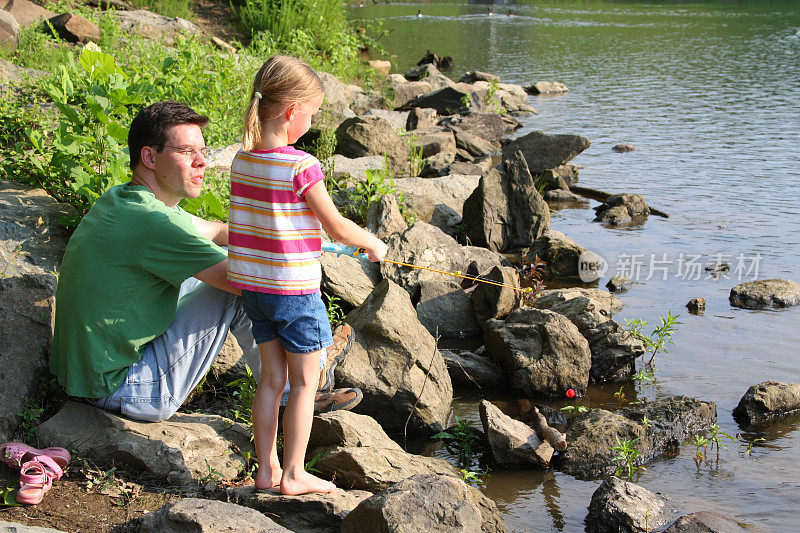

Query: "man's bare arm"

xmin=191 ymin=215 xmax=229 ymax=246
xmin=194 ymin=260 xmax=241 ymax=295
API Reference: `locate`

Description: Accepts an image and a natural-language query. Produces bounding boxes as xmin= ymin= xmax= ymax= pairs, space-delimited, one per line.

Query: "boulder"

xmin=404 ymin=86 xmax=476 ymax=116
xmin=442 ymin=349 xmax=506 ymax=389
xmin=525 ymin=81 xmax=569 ymax=95
xmin=484 ymin=308 xmax=591 ymax=398
xmin=474 ymin=81 xmax=537 ymax=115
xmin=335 ymin=116 xmax=410 ymax=174
xmin=453 ymin=128 xmax=500 ymax=158
xmin=362 ymin=109 xmax=409 ymax=132
xmin=393 ymin=175 xmax=480 ymax=236
xmin=459 ymin=71 xmax=500 ymax=84
xmin=544 ymin=189 xmax=580 ymax=202
xmin=368 ymin=59 xmax=391 ymax=76
xmin=586 ymin=477 xmax=669 ymax=533
xmin=309 ymin=411 xmax=403 ymax=451
xmin=449 ymin=161 xmax=484 ymax=176
xmin=479 ymin=400 xmax=553 ymax=467
xmin=612 ymin=143 xmax=636 ymax=152
xmin=228 ymin=485 xmax=372 ymax=533
xmin=391 ymin=80 xmax=433 ymax=108
xmin=341 ymin=474 xmax=508 ymax=533
xmin=351 ymin=93 xmax=388 ymax=116
xmin=0 ymin=58 xmax=46 ymax=84
xmin=140 ymin=498 xmax=292 ymax=532
xmin=365 ymin=193 xmax=408 ymax=240
xmin=531 ymin=230 xmax=587 ymax=279
xmin=321 ymin=251 xmax=381 ymax=308
xmin=503 ymin=131 xmax=591 ymax=174
xmin=504 ymin=151 xmax=551 ymax=246
xmin=336 ymin=279 xmax=452 ymax=435
xmin=116 ymin=10 xmax=198 ymax=45
xmin=331 ymin=154 xmax=385 ymax=182
xmin=594 ymin=193 xmax=650 ymax=226
xmin=606 ymin=276 xmax=633 ymax=292
xmin=417 ymin=280 xmax=481 ymax=339
xmin=405 ymin=62 xmax=440 ymax=81
xmin=318 ymin=71 xmax=362 ymax=118
xmin=0 ymin=0 xmax=55 ymax=26
xmin=0 ymin=522 xmax=66 ymax=533
xmin=407 ymin=129 xmax=456 ymax=159
xmin=732 ymin=381 xmax=800 ymax=426
xmin=36 ymin=401 xmax=253 ymax=486
xmin=205 ymin=142 xmax=241 ymax=171
xmin=686 ymin=297 xmax=706 ymax=312
xmin=406 ymin=107 xmax=438 ymax=131
xmin=0 ymin=181 xmax=73 ymax=442
xmin=43 ymin=12 xmax=100 ymax=44
xmin=663 ymin=511 xmax=750 ymax=532
xmin=470 ymin=265 xmax=520 ymax=324
xmin=0 ymin=10 xmax=19 ymax=51
xmin=729 ymin=279 xmax=800 ymax=309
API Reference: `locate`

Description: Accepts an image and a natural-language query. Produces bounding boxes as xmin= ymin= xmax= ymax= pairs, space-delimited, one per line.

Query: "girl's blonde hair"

xmin=242 ymin=55 xmax=325 ymax=151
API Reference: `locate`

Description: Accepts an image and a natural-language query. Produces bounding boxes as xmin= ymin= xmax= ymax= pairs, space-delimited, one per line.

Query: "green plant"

xmin=485 ymin=78 xmax=505 ymax=114
xmin=84 ymin=465 xmax=140 ymax=506
xmin=346 ymin=157 xmax=414 ymax=224
xmin=611 ymin=436 xmax=644 ymax=479
xmin=130 ymin=0 xmax=193 ymax=19
xmin=16 ymin=399 xmax=44 ymax=443
xmin=632 ymin=369 xmax=656 ymax=383
xmin=736 ymin=434 xmax=766 ymax=456
xmin=625 ymin=311 xmax=682 ymax=365
xmin=641 ymin=415 xmax=652 ymax=428
xmin=459 ymin=467 xmax=488 ymax=487
xmin=310 ymin=112 xmax=338 ymax=180
xmin=199 ymin=459 xmax=225 ymax=484
xmin=305 ymin=452 xmax=325 ymax=475
xmin=459 ymin=93 xmax=473 ymax=111
xmin=322 ymin=291 xmax=345 ymax=327
xmin=404 ymin=134 xmax=427 ymax=177
xmin=433 ymin=416 xmax=481 ymax=470
xmin=0 ymin=481 xmax=21 ymax=508
xmin=560 ymin=405 xmax=588 ymax=415
xmin=228 ymin=364 xmax=257 ymax=428
xmin=689 ymin=434 xmax=710 ymax=467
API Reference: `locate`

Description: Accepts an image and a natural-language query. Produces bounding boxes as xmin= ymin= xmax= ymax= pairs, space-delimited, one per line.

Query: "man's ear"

xmin=140 ymin=146 xmax=157 ymax=170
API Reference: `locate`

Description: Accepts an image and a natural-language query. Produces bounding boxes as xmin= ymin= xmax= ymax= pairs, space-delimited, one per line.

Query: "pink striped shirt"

xmin=227 ymin=146 xmax=324 ymax=294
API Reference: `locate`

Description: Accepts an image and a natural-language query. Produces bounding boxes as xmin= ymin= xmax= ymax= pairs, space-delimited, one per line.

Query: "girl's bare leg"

xmin=252 ymin=339 xmax=287 ymax=490
xmin=281 ymin=349 xmax=336 ymax=495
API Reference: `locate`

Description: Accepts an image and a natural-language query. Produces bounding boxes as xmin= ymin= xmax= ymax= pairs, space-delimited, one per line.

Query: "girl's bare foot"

xmin=254 ymin=464 xmax=283 ymax=490
xmin=280 ymin=470 xmax=336 ymax=495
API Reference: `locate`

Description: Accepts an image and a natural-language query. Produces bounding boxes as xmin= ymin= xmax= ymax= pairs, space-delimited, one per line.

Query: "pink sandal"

xmin=0 ymin=442 xmax=70 ymax=471
xmin=16 ymin=460 xmax=55 ymax=505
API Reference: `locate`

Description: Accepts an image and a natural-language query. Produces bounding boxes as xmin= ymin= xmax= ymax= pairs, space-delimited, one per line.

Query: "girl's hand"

xmin=366 ymin=239 xmax=388 ymax=262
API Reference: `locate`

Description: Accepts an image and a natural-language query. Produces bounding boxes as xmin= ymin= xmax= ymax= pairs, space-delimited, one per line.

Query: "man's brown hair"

xmin=128 ymin=101 xmax=209 ymax=170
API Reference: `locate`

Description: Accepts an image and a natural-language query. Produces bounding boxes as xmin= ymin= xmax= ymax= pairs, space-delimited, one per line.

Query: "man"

xmin=51 ymin=101 xmax=360 ymax=422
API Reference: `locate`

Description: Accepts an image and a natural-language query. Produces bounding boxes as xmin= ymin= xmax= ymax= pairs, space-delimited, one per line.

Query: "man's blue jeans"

xmin=91 ymin=277 xmax=325 ymax=422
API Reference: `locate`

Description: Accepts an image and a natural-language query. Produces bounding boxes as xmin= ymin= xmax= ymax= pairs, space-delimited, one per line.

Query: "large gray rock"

xmin=407 ymin=129 xmax=456 ymax=159
xmin=531 ymin=230 xmax=587 ymax=279
xmin=341 ymin=474 xmax=508 ymax=533
xmin=729 ymin=279 xmax=800 ymax=309
xmin=227 ymin=486 xmax=372 ymax=533
xmin=36 ymin=401 xmax=253 ymax=486
xmin=139 ymin=498 xmax=292 ymax=532
xmin=732 ymin=381 xmax=800 ymax=426
xmin=470 ymin=265 xmax=520 ymax=324
xmin=115 ymin=10 xmax=198 ymax=45
xmin=362 ymin=109 xmax=409 ymax=131
xmin=453 ymin=129 xmax=500 ymax=159
xmin=404 ymin=86 xmax=476 ymax=116
xmin=0 ymin=0 xmax=55 ymax=26
xmin=0 ymin=10 xmax=19 ymax=52
xmin=417 ymin=280 xmax=481 ymax=339
xmin=394 ymin=175 xmax=480 ymax=236
xmin=479 ymin=400 xmax=553 ymax=467
xmin=0 ymin=181 xmax=73 ymax=442
xmin=484 ymin=308 xmax=591 ymax=398
xmin=336 ymin=279 xmax=452 ymax=435
xmin=44 ymin=12 xmax=100 ymax=44
xmin=594 ymin=193 xmax=650 ymax=226
xmin=321 ymin=251 xmax=381 ymax=308
xmin=406 ymin=107 xmax=438 ymax=131
xmin=462 ymin=152 xmax=550 ymax=252
xmin=309 ymin=411 xmax=403 ymax=451
xmin=534 ymin=288 xmax=644 ymax=382
xmin=0 ymin=523 xmax=66 ymax=533
xmin=331 ymin=154 xmax=385 ymax=182
xmin=440 ymin=112 xmax=507 ymax=142
xmin=335 ymin=116 xmax=410 ymax=174
xmin=503 ymin=131 xmax=591 ymax=174
xmin=391 ymin=80 xmax=433 ymax=108
xmin=442 ymin=349 xmax=506 ymax=389
xmin=473 ymin=81 xmax=537 ymax=115
xmin=586 ymin=477 xmax=670 ymax=533
xmin=365 ymin=193 xmax=408 ymax=240
xmin=663 ymin=511 xmax=750 ymax=532
xmin=0 ymin=58 xmax=46 ymax=84
xmin=525 ymin=81 xmax=569 ymax=95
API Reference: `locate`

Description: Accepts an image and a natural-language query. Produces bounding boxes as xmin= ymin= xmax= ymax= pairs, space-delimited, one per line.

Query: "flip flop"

xmin=16 ymin=460 xmax=54 ymax=505
xmin=0 ymin=442 xmax=70 ymax=471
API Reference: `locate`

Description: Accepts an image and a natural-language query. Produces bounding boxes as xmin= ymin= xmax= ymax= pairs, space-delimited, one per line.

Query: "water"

xmin=350 ymin=2 xmax=800 ymax=531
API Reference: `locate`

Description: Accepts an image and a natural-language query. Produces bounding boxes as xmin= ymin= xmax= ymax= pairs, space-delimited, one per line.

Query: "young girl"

xmin=227 ymin=56 xmax=387 ymax=495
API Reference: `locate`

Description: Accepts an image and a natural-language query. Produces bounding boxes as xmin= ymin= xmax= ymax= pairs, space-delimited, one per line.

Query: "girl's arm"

xmin=304 ymin=181 xmax=388 ymax=262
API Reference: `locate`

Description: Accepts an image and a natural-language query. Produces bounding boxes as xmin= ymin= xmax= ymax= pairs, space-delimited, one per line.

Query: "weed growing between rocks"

xmin=518 ymin=253 xmax=547 ymax=305
xmin=323 ymin=291 xmax=345 ymax=327
xmin=432 ymin=416 xmax=488 ymax=485
xmin=611 ymin=436 xmax=645 ymax=480
xmin=227 ymin=364 xmax=257 ymax=428
xmin=625 ymin=310 xmax=682 ymax=366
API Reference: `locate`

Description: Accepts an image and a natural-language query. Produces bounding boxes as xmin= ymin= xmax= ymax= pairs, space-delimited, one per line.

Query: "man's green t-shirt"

xmin=51 ymin=183 xmax=227 ymax=398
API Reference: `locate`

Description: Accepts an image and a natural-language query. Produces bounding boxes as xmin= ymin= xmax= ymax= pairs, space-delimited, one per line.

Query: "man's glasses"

xmin=161 ymin=145 xmax=212 ymax=159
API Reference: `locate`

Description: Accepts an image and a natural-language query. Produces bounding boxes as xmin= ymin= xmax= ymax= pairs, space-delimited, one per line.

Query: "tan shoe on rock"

xmin=314 ymin=388 xmax=363 ymax=414
xmin=318 ymin=323 xmax=353 ymax=392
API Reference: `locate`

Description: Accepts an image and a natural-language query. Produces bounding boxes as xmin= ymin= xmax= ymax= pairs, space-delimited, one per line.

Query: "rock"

xmin=321 ymin=251 xmax=381 ymax=308
xmin=335 ymin=116 xmax=410 ymax=174
xmin=531 ymin=230 xmax=587 ymax=279
xmin=362 ymin=109 xmax=409 ymax=132
xmin=463 ymin=246 xmax=513 ymax=277
xmin=484 ymin=308 xmax=591 ymax=399
xmin=544 ymin=189 xmax=580 ymax=202
xmin=406 ymin=107 xmax=438 ymax=131
xmin=732 ymin=381 xmax=800 ymax=426
xmin=380 ymin=222 xmax=469 ymax=298
xmin=309 ymin=411 xmax=403 ymax=451
xmin=441 ymin=113 xmax=507 ymax=142
xmin=470 ymin=265 xmax=520 ymax=324
xmin=729 ymin=279 xmax=800 ymax=309
xmin=472 ymin=81 xmax=537 ymax=115
xmin=417 ymin=280 xmax=481 ymax=339
xmin=43 ymin=12 xmax=100 ymax=44
xmin=210 ymin=35 xmax=235 ymax=52
xmin=525 ymin=81 xmax=569 ymax=95
xmin=116 ymin=10 xmax=198 ymax=45
xmin=448 ymin=161 xmax=484 ymax=175
xmin=606 ymin=276 xmax=633 ymax=292
xmin=404 ymin=86 xmax=476 ymax=116
xmin=336 ymin=279 xmax=452 ymax=435
xmin=663 ymin=511 xmax=750 ymax=532
xmin=453 ymin=128 xmax=500 ymax=158
xmin=612 ymin=143 xmax=636 ymax=152
xmin=318 ymin=71 xmax=362 ymax=119
xmin=351 ymin=93 xmax=388 ymax=117
xmin=0 ymin=10 xmax=19 ymax=51
xmin=394 ymin=175 xmax=480 ymax=235
xmin=391 ymin=80 xmax=433 ymax=108
xmin=594 ymin=193 xmax=650 ymax=226
xmin=0 ymin=58 xmax=46 ymax=84
xmin=459 ymin=71 xmax=500 ymax=84
xmin=405 ymin=62 xmax=440 ymax=81
xmin=534 ymin=288 xmax=643 ymax=382
xmin=341 ymin=474 xmax=508 ymax=533
xmin=462 ymin=153 xmax=551 ymax=252
xmin=686 ymin=297 xmax=705 ymax=312
xmin=368 ymin=59 xmax=391 ymax=76
xmin=503 ymin=131 xmax=591 ymax=174
xmin=228 ymin=485 xmax=372 ymax=533
xmin=0 ymin=181 xmax=73 ymax=442
xmin=331 ymin=154 xmax=385 ymax=182
xmin=0 ymin=0 xmax=55 ymax=26
xmin=479 ymin=400 xmax=553 ymax=467
xmin=407 ymin=129 xmax=456 ymax=159
xmin=140 ymin=498 xmax=292 ymax=532
xmin=205 ymin=142 xmax=241 ymax=171
xmin=442 ymin=349 xmax=505 ymax=389
xmin=365 ymin=193 xmax=408 ymax=240
xmin=36 ymin=401 xmax=252 ymax=486
xmin=0 ymin=522 xmax=66 ymax=533
xmin=586 ymin=477 xmax=669 ymax=533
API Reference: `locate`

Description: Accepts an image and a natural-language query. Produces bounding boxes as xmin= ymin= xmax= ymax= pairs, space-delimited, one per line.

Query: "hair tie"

xmin=254 ymin=91 xmax=263 ymax=100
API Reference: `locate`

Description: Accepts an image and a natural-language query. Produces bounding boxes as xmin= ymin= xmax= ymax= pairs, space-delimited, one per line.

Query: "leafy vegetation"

xmin=611 ymin=436 xmax=645 ymax=479
xmin=626 ymin=311 xmax=682 ymax=365
xmin=227 ymin=363 xmax=257 ymax=428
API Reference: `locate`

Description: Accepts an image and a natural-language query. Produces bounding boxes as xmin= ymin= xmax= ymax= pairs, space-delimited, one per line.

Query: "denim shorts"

xmin=242 ymin=290 xmax=333 ymax=354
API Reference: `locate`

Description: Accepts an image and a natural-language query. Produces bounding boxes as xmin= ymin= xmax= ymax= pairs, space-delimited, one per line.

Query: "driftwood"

xmin=570 ymin=185 xmax=669 ymax=218
xmin=531 ymin=407 xmax=567 ymax=451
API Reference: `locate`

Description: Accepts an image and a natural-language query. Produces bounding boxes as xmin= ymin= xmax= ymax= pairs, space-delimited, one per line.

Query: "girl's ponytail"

xmin=242 ymin=91 xmax=263 ymax=151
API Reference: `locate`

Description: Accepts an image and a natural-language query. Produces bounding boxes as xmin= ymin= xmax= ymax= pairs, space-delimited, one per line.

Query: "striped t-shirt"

xmin=227 ymin=146 xmax=325 ymax=294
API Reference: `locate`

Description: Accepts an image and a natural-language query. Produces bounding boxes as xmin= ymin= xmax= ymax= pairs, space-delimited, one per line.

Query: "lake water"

xmin=350 ymin=1 xmax=800 ymax=531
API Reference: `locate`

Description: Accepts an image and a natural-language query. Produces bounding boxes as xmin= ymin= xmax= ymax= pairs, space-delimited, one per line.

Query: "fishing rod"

xmin=322 ymin=241 xmax=532 ymax=293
